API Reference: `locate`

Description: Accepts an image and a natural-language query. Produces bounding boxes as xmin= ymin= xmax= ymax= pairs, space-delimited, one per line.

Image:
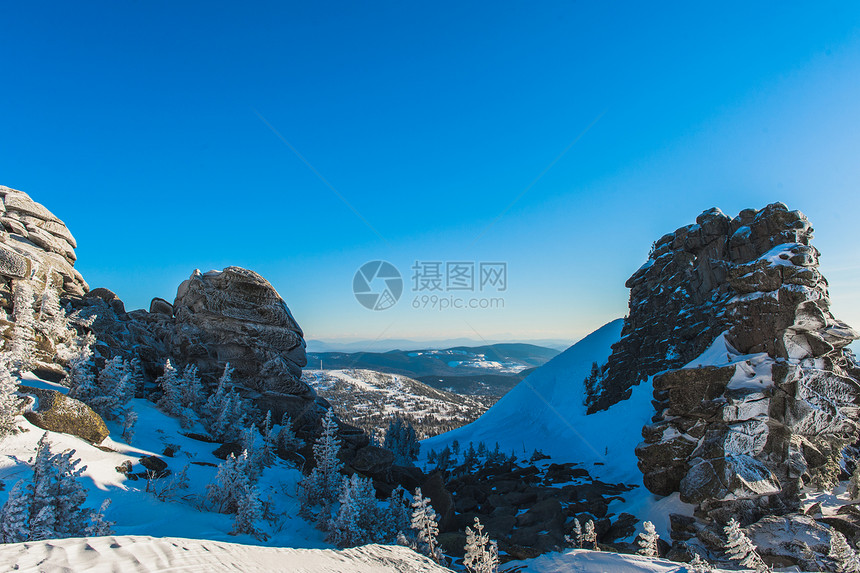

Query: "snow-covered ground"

xmin=0 ymin=536 xmax=449 ymax=572
xmin=0 ymin=381 xmax=326 ymax=549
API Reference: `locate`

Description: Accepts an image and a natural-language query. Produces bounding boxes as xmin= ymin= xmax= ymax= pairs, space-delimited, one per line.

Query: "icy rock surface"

xmin=621 ymin=203 xmax=860 ymax=549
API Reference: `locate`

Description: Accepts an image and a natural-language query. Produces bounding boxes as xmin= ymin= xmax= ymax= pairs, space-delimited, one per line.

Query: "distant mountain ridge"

xmin=308 ymin=343 xmax=558 ymax=378
xmin=306 ymin=337 xmax=573 ymax=353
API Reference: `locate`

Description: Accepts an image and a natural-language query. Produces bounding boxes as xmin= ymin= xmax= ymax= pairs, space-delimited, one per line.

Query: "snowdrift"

xmin=0 ymin=535 xmax=450 ymax=573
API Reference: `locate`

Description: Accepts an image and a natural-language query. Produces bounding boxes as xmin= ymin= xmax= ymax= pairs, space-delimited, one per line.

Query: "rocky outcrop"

xmin=0 ymin=186 xmax=87 ymax=299
xmin=171 ymin=267 xmax=308 ymax=395
xmin=618 ymin=203 xmax=860 ymax=550
xmin=76 ymin=267 xmax=320 ymax=433
xmin=21 ymin=386 xmax=109 ymax=444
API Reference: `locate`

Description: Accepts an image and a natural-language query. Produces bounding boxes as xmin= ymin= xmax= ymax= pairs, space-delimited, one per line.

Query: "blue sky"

xmin=2 ymin=2 xmax=859 ymax=343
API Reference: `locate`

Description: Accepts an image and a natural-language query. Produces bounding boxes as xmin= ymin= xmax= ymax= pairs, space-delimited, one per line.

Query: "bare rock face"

xmin=612 ymin=203 xmax=860 ymax=548
xmin=172 ymin=267 xmax=308 ymax=395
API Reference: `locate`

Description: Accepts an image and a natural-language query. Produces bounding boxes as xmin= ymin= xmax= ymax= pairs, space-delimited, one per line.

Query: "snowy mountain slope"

xmin=304 ymin=369 xmax=493 ymax=439
xmin=421 ymin=319 xmax=690 ymax=535
xmin=0 ymin=536 xmax=450 ymax=573
xmin=423 ymin=319 xmax=650 ymax=479
xmin=1 ymin=375 xmax=327 ymax=549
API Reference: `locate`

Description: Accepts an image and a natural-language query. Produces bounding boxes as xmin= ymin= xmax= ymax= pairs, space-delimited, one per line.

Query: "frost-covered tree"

xmin=121 ymin=410 xmax=138 ymax=443
xmin=9 ymin=279 xmax=37 ymax=374
xmin=260 ymin=410 xmax=276 ymax=467
xmin=411 ymin=487 xmax=444 ymax=564
xmin=830 ymin=530 xmax=860 ymax=573
xmin=636 ymin=520 xmax=659 ymax=557
xmin=385 ymin=485 xmax=412 ymax=541
xmin=180 ymin=364 xmax=204 ymax=413
xmin=0 ymin=357 xmax=19 ymax=439
xmin=37 ymin=273 xmax=68 ymax=344
xmin=65 ymin=332 xmax=97 ymax=399
xmin=583 ymin=519 xmax=599 ymax=551
xmin=87 ymin=499 xmax=115 ymax=536
xmin=155 ymin=359 xmax=193 ymax=426
xmin=328 ymin=474 xmax=382 ymax=547
xmin=724 ymin=518 xmax=769 ymax=572
xmin=278 ymin=414 xmax=303 ymax=454
xmin=384 ymin=417 xmax=420 ymax=466
xmin=299 ymin=409 xmax=343 ymax=513
xmin=232 ymin=484 xmax=265 ymax=540
xmin=0 ymin=434 xmax=109 ymax=541
xmin=688 ymin=554 xmax=714 ymax=573
xmin=0 ymin=480 xmax=31 ymax=542
xmin=208 ymin=451 xmax=253 ymax=514
xmin=86 ymin=356 xmax=135 ymax=420
xmin=568 ymin=517 xmax=582 ymax=548
xmin=204 ymin=363 xmax=254 ymax=442
xmin=464 ymin=517 xmax=499 ymax=573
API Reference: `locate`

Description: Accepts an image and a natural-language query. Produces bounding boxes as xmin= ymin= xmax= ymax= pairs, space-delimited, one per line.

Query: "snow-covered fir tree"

xmin=385 ymin=485 xmax=412 ymax=540
xmin=464 ymin=517 xmax=499 ymax=573
xmin=65 ymin=332 xmax=97 ymax=399
xmin=299 ymin=409 xmax=343 ymax=514
xmin=232 ymin=484 xmax=265 ymax=540
xmin=328 ymin=474 xmax=382 ymax=547
xmin=121 ymin=410 xmax=138 ymax=443
xmin=724 ymin=518 xmax=770 ymax=572
xmin=180 ymin=364 xmax=204 ymax=413
xmin=0 ymin=480 xmax=31 ymax=542
xmin=411 ymin=487 xmax=444 ymax=564
xmin=9 ymin=279 xmax=37 ymax=374
xmin=0 ymin=434 xmax=111 ymax=542
xmin=87 ymin=499 xmax=115 ymax=536
xmin=383 ymin=417 xmax=420 ymax=466
xmin=278 ymin=413 xmax=303 ymax=454
xmin=207 ymin=451 xmax=253 ymax=514
xmin=636 ymin=520 xmax=659 ymax=557
xmin=36 ymin=272 xmax=68 ymax=344
xmin=688 ymin=553 xmax=714 ymax=573
xmin=583 ymin=519 xmax=599 ymax=551
xmin=204 ymin=363 xmax=254 ymax=442
xmin=156 ymin=359 xmax=196 ymax=427
xmin=567 ymin=517 xmax=582 ymax=548
xmin=86 ymin=356 xmax=135 ymax=421
xmin=0 ymin=357 xmax=19 ymax=439
xmin=830 ymin=530 xmax=860 ymax=573
xmin=260 ymin=410 xmax=276 ymax=467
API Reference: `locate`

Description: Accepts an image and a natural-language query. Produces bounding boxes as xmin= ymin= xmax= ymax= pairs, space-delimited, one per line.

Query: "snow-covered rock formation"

xmin=611 ymin=203 xmax=860 ymax=556
xmin=0 ymin=186 xmax=87 ymax=299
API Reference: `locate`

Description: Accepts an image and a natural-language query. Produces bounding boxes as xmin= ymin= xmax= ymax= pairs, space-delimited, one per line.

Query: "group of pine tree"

xmin=4 ymin=275 xmax=860 ymax=572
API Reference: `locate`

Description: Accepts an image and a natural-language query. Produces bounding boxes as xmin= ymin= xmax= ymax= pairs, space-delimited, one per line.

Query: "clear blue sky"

xmin=2 ymin=1 xmax=859 ymax=343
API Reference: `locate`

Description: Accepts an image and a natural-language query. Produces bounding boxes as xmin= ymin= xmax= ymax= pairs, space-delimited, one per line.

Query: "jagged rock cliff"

xmin=599 ymin=202 xmax=860 ymax=557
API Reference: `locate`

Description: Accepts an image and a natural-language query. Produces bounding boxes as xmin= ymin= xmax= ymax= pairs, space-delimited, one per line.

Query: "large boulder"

xmin=21 ymin=386 xmax=109 ymax=444
xmin=171 ymin=267 xmax=308 ymax=395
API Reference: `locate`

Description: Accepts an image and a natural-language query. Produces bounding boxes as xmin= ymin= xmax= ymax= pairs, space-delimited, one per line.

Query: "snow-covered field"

xmin=0 ymin=536 xmax=449 ymax=572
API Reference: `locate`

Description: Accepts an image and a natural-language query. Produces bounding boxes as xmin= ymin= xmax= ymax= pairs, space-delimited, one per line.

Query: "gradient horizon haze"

xmin=2 ymin=2 xmax=859 ymax=346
